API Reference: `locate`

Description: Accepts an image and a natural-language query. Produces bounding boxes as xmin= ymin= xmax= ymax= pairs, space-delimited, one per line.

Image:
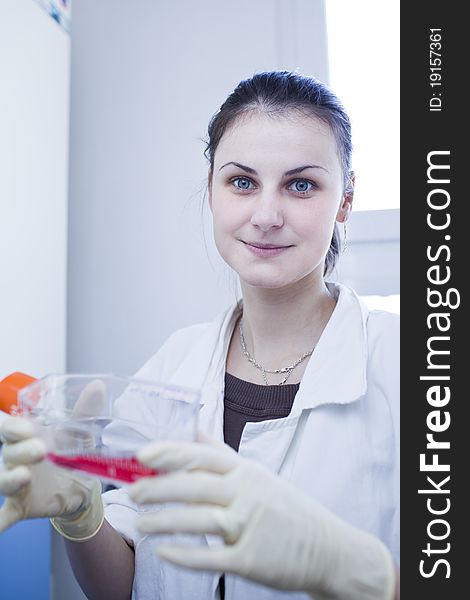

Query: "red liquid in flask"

xmin=48 ymin=452 xmax=159 ymax=483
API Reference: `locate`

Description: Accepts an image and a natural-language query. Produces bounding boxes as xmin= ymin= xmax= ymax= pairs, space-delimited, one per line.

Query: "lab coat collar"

xmin=293 ymin=282 xmax=369 ymax=413
xmin=169 ymin=282 xmax=368 ymax=411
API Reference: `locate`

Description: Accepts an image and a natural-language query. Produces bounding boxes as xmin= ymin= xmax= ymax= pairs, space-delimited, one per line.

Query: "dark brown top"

xmin=223 ymin=371 xmax=300 ymax=449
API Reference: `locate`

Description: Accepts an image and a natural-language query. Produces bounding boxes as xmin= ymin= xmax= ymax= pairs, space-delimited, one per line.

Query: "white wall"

xmin=0 ymin=0 xmax=69 ymax=380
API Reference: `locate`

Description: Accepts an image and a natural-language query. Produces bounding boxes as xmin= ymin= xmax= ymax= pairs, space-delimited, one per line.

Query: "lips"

xmin=243 ymin=241 xmax=291 ymax=249
xmin=242 ymin=240 xmax=293 ymax=257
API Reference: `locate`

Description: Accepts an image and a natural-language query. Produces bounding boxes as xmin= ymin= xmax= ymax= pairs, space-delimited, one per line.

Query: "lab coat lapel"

xmin=292 ymin=282 xmax=368 ymax=412
xmin=238 ymin=412 xmax=303 ymax=473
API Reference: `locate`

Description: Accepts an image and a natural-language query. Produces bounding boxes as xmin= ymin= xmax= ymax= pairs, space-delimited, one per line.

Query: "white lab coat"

xmin=103 ymin=282 xmax=399 ymax=600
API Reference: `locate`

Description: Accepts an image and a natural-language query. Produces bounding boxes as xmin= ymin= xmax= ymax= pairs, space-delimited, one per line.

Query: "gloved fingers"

xmin=137 ymin=506 xmax=233 ymax=538
xmin=0 ymin=465 xmax=31 ymax=495
xmin=156 ymin=542 xmax=237 ymax=573
xmin=136 ymin=505 xmax=243 ymax=543
xmin=73 ymin=379 xmax=106 ymax=418
xmin=0 ymin=498 xmax=25 ymax=533
xmin=2 ymin=438 xmax=47 ymax=467
xmin=0 ymin=417 xmax=36 ymax=443
xmin=137 ymin=440 xmax=238 ymax=474
xmin=128 ymin=471 xmax=233 ymax=506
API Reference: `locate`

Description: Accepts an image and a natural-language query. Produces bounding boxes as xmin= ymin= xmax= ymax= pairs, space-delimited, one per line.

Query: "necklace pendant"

xmin=239 ymin=317 xmax=314 ymax=388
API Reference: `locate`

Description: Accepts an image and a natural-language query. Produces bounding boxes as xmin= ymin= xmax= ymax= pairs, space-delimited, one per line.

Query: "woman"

xmin=0 ymin=71 xmax=399 ymax=599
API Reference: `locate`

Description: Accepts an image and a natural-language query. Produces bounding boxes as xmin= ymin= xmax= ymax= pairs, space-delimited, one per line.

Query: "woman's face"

xmin=208 ymin=111 xmax=352 ymax=290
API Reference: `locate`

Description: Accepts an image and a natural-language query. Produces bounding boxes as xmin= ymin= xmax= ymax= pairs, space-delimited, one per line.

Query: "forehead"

xmin=213 ymin=111 xmax=341 ymax=174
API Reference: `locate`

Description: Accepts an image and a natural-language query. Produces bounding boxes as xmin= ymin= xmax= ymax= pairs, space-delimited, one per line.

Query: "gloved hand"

xmin=0 ymin=417 xmax=104 ymax=540
xmin=0 ymin=379 xmax=107 ymax=541
xmin=128 ymin=435 xmax=396 ymax=600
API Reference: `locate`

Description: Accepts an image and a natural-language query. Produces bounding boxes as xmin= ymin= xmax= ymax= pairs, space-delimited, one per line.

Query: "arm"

xmin=0 ymin=418 xmax=135 ymax=600
xmin=65 ymin=519 xmax=135 ymax=600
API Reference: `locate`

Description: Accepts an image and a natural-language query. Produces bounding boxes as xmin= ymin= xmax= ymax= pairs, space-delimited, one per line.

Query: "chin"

xmin=224 ymin=253 xmax=318 ymax=290
xmin=237 ymin=263 xmax=323 ymax=291
xmin=239 ymin=271 xmax=297 ymax=290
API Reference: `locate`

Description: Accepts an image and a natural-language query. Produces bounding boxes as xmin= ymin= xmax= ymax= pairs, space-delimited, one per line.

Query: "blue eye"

xmin=231 ymin=177 xmax=255 ymax=190
xmin=288 ymin=179 xmax=315 ymax=194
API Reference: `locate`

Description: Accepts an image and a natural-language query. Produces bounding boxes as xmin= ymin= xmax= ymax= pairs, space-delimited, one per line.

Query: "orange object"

xmin=0 ymin=372 xmax=37 ymax=414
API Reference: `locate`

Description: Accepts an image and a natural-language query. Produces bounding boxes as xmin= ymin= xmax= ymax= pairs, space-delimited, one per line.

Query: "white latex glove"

xmin=128 ymin=435 xmax=396 ymax=600
xmin=0 ymin=380 xmax=106 ymax=541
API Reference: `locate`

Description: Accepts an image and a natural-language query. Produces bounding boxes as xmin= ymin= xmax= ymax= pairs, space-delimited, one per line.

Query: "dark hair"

xmin=204 ymin=71 xmax=353 ymax=276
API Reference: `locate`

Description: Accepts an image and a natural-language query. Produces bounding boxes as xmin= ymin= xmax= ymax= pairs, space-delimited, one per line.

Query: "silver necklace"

xmin=239 ymin=318 xmax=314 ymax=386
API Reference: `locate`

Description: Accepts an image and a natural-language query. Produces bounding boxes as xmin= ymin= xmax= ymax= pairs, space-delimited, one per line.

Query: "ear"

xmin=336 ymin=171 xmax=354 ymax=223
xmin=207 ymin=169 xmax=213 ymax=212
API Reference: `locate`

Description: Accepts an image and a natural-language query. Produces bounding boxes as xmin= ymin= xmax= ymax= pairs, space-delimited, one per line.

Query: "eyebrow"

xmin=218 ymin=161 xmax=329 ymax=175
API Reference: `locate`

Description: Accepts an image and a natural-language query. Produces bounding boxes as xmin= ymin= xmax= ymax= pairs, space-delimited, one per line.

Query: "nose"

xmin=250 ymin=192 xmax=284 ymax=231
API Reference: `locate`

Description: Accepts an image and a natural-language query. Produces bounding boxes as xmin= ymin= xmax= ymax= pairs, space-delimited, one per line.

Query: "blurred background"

xmin=0 ymin=0 xmax=399 ymax=597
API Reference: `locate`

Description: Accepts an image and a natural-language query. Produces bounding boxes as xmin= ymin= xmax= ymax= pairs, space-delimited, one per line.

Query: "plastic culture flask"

xmin=1 ymin=373 xmax=200 ymax=484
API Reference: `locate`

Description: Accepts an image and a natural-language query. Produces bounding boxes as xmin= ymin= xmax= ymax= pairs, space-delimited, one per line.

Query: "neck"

xmin=238 ymin=274 xmax=337 ymax=370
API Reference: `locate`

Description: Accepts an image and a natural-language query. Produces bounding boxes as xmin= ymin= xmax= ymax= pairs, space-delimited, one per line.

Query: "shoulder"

xmin=364 ymin=309 xmax=400 ymax=414
xmin=134 ymin=303 xmax=239 ymax=383
xmin=366 ymin=308 xmax=400 ymax=360
xmin=134 ymin=322 xmax=213 ymax=382
xmin=332 ymin=282 xmax=399 ymax=398
xmin=329 ymin=282 xmax=399 ymax=353
xmin=156 ymin=321 xmax=211 ymax=354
